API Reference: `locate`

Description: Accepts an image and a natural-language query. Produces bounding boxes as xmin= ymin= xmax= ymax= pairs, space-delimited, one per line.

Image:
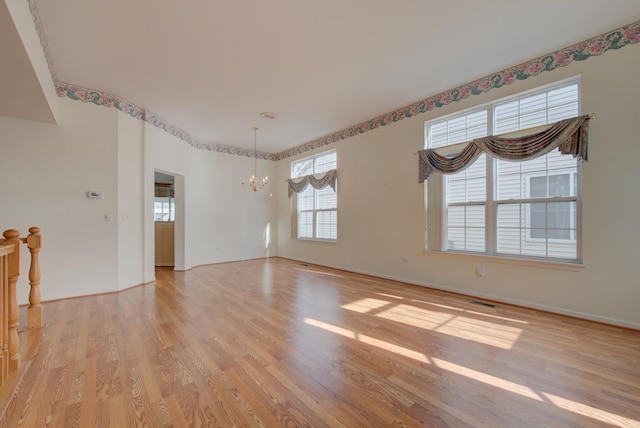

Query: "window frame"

xmin=425 ymin=77 xmax=582 ymax=263
xmin=290 ymin=150 xmax=338 ymax=242
xmin=524 ymin=171 xmax=577 ymax=243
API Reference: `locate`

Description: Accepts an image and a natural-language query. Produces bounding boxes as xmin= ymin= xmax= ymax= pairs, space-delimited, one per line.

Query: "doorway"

xmin=154 ymin=171 xmax=175 ymax=266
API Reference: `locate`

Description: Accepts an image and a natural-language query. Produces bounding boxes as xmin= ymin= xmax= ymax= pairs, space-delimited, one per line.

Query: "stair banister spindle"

xmin=25 ymin=227 xmax=42 ymax=328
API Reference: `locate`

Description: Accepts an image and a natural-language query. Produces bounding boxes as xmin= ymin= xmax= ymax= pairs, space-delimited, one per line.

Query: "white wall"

xmin=1 ymin=96 xmax=278 ymax=302
xmin=117 ymin=112 xmax=145 ymax=289
xmin=0 ymin=97 xmax=118 ymax=303
xmin=142 ymin=123 xmax=277 ymax=279
xmin=276 ymin=43 xmax=640 ymax=328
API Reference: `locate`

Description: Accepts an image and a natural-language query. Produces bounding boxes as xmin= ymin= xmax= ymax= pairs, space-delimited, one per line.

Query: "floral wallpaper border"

xmin=55 ymin=82 xmax=275 ymax=160
xmin=50 ymin=17 xmax=639 ymax=162
xmin=273 ymin=21 xmax=639 ymax=161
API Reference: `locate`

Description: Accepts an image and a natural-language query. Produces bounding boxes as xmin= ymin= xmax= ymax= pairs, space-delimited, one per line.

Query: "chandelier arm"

xmin=242 ymin=126 xmax=268 ymax=192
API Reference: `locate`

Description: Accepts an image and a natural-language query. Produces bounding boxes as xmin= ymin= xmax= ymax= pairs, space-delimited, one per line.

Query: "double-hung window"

xmin=291 ymin=150 xmax=337 ymax=241
xmin=425 ymin=78 xmax=581 ymax=262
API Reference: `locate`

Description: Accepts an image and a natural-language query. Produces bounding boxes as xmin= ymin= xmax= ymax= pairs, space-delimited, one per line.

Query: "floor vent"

xmin=470 ymin=300 xmax=496 ymax=308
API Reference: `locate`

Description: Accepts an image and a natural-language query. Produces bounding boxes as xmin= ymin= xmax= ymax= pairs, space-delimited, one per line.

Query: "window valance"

xmin=287 ymin=169 xmax=337 ymax=198
xmin=418 ymin=114 xmax=592 ymax=182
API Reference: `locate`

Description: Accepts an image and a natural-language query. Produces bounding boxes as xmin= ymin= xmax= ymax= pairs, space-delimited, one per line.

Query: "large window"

xmin=291 ymin=150 xmax=337 ymax=240
xmin=425 ymin=78 xmax=581 ymax=262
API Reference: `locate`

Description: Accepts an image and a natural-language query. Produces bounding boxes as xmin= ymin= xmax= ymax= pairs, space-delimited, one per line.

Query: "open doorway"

xmin=154 ymin=171 xmax=175 ymax=266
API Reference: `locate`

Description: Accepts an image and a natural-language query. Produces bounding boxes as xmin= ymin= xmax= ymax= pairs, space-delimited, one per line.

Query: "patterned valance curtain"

xmin=418 ymin=114 xmax=592 ymax=182
xmin=155 ymin=183 xmax=174 ymax=198
xmin=287 ymin=169 xmax=337 ymax=198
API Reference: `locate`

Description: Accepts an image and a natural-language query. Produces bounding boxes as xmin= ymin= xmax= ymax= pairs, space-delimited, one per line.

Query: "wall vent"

xmin=470 ymin=300 xmax=496 ymax=308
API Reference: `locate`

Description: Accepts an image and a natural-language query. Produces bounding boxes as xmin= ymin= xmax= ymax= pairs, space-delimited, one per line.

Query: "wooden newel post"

xmin=26 ymin=227 xmax=42 ymax=328
xmin=2 ymin=229 xmax=21 ymax=371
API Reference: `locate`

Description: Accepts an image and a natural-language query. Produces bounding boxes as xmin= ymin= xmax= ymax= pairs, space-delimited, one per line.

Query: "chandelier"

xmin=242 ymin=127 xmax=268 ymax=192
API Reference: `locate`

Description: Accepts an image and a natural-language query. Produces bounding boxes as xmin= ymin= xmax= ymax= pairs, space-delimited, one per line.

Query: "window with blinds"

xmin=429 ymin=111 xmax=489 ymax=252
xmin=291 ymin=150 xmax=337 ymax=241
xmin=425 ymin=78 xmax=581 ymax=262
xmin=154 ymin=197 xmax=175 ymax=222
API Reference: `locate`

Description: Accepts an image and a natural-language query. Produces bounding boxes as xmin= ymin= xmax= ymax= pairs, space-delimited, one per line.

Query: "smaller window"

xmin=154 ymin=197 xmax=175 ymax=222
xmin=291 ymin=150 xmax=337 ymax=241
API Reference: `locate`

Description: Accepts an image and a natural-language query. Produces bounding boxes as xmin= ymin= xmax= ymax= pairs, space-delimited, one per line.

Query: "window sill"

xmin=423 ymin=249 xmax=585 ymax=271
xmin=296 ymin=238 xmax=337 ymax=244
xmin=524 ymin=237 xmax=577 ymax=244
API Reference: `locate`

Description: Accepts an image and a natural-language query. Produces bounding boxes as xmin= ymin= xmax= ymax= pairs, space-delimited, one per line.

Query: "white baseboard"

xmin=280 ymin=256 xmax=640 ymax=330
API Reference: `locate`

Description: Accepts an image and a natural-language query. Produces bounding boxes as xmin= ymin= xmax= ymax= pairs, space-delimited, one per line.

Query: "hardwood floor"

xmin=2 ymin=257 xmax=640 ymax=427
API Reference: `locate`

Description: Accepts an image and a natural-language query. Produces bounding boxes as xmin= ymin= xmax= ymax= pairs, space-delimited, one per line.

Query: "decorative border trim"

xmin=27 ymin=0 xmax=56 ymax=84
xmin=274 ymin=21 xmax=640 ymax=160
xmin=55 ymin=82 xmax=275 ymax=160
xmin=52 ymin=21 xmax=639 ymax=161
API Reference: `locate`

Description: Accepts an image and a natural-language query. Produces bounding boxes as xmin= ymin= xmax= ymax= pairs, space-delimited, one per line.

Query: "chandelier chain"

xmin=242 ymin=126 xmax=268 ymax=192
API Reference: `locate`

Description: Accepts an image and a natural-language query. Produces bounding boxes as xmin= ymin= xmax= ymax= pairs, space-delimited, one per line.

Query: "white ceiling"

xmin=22 ymin=1 xmax=640 ymax=153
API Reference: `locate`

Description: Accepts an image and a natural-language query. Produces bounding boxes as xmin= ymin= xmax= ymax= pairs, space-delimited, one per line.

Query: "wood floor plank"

xmin=3 ymin=257 xmax=640 ymax=427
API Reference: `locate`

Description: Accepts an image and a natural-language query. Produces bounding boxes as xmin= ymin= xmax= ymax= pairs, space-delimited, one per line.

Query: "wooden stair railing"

xmin=0 ymin=227 xmax=42 ymax=386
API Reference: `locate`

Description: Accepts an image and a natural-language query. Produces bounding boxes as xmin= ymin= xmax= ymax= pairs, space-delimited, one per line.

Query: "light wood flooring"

xmin=2 ymin=257 xmax=640 ymax=427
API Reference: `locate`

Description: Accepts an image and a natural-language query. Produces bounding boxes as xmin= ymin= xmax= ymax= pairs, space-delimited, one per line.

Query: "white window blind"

xmin=291 ymin=150 xmax=337 ymax=241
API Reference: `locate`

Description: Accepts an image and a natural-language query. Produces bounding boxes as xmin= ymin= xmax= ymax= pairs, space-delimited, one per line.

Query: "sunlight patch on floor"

xmin=341 ymin=298 xmax=391 ymax=313
xmin=342 ymin=298 xmax=522 ymax=349
xmin=373 ymin=293 xmax=530 ymax=325
xmin=295 ymin=267 xmax=345 ymax=278
xmin=375 ymin=293 xmax=405 ymax=300
xmin=303 ymin=317 xmax=640 ymax=427
xmin=303 ymin=317 xmax=429 ymax=363
xmin=428 ymin=314 xmax=522 ymax=350
xmin=406 ymin=298 xmax=530 ymax=325
xmin=303 ymin=318 xmax=356 ymax=339
xmin=432 ymin=358 xmax=543 ymax=401
xmin=542 ymin=392 xmax=640 ymax=427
